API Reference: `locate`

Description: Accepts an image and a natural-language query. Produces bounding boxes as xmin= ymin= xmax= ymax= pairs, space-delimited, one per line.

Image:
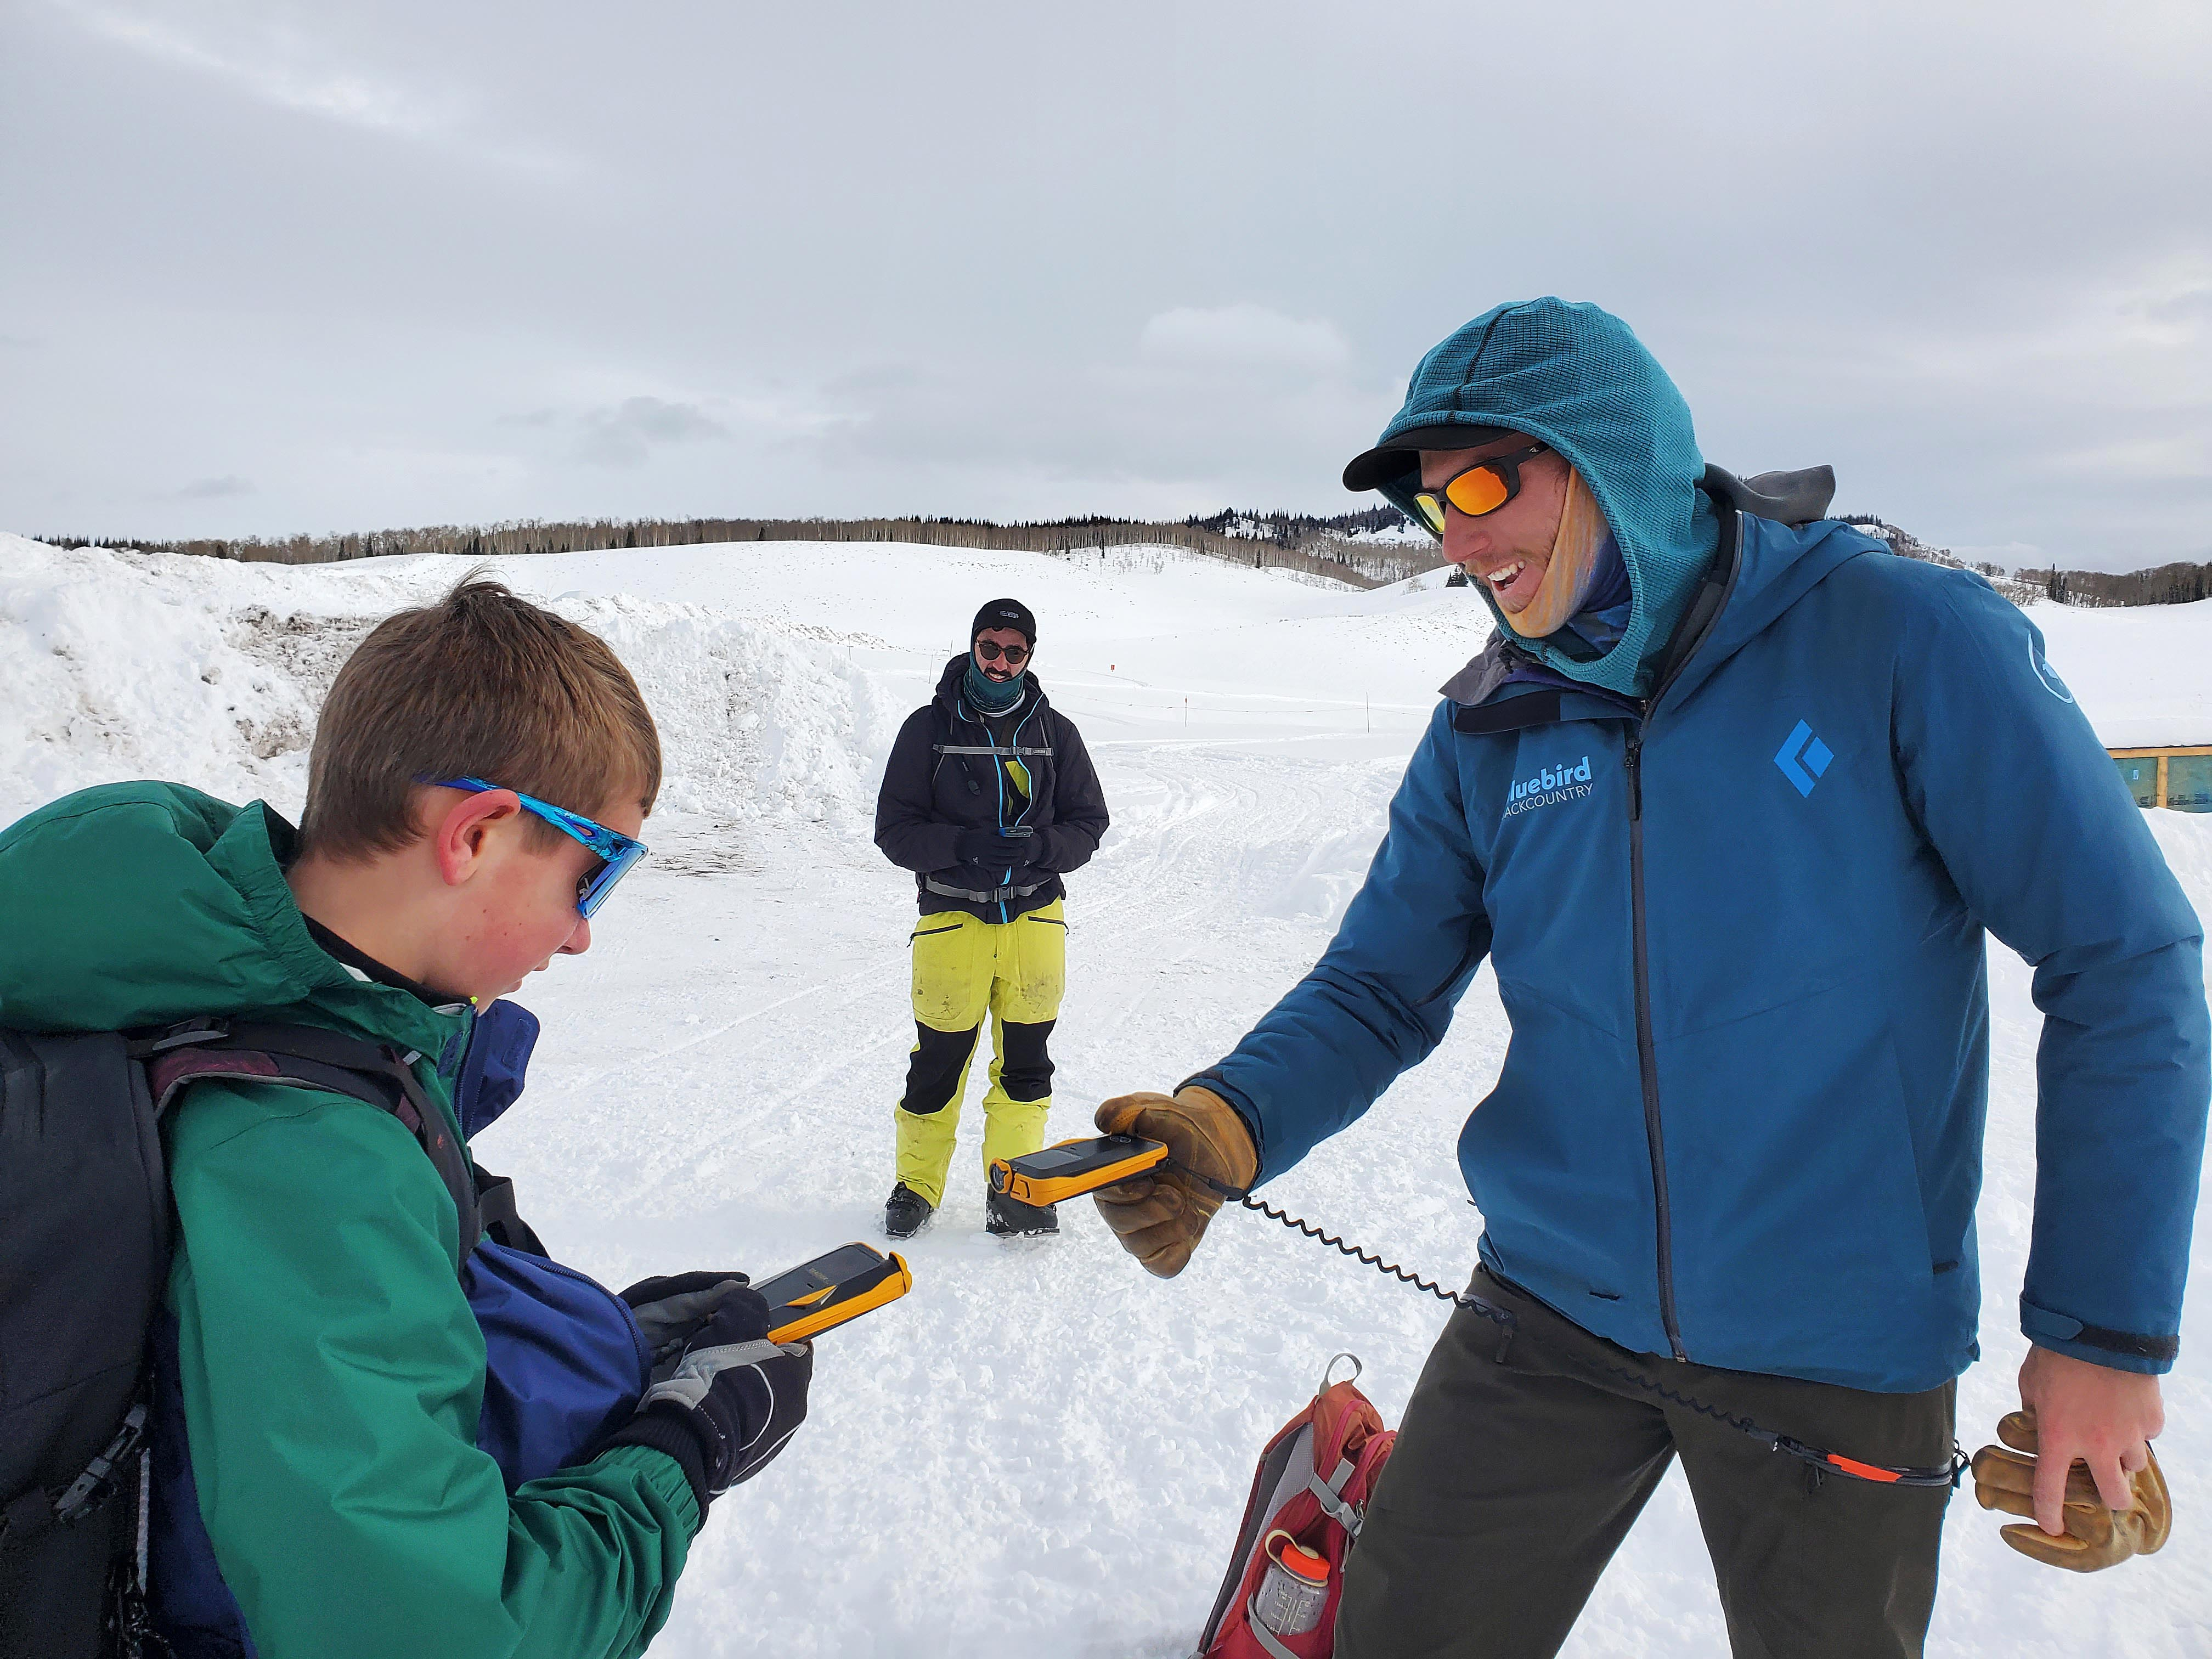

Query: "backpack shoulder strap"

xmin=1302 ymin=1376 xmax=1387 ymax=1542
xmin=470 ymin=1164 xmax=547 ymax=1257
xmin=136 ymin=1020 xmax=478 ymax=1275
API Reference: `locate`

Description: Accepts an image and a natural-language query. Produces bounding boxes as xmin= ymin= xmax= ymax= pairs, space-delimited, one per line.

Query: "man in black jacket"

xmin=873 ymin=599 xmax=1110 ymax=1239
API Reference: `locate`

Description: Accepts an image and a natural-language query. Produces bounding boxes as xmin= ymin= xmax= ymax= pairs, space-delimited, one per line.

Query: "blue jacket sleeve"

xmin=1190 ymin=703 xmax=1493 ymax=1180
xmin=1893 ymin=573 xmax=2210 ymax=1374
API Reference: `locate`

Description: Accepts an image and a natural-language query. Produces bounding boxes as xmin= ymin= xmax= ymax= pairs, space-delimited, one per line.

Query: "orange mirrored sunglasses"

xmin=1409 ymin=441 xmax=1551 ymax=534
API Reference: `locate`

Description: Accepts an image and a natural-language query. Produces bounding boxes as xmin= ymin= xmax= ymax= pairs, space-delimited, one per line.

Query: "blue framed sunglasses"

xmin=432 ymin=777 xmax=648 ymax=918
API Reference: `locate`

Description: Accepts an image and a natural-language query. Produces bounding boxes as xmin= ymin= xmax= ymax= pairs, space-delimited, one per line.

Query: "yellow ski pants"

xmin=893 ymin=899 xmax=1066 ymax=1207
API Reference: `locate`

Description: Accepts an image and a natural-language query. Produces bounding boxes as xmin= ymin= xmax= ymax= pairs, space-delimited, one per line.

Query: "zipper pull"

xmin=1623 ymin=736 xmax=1644 ymax=822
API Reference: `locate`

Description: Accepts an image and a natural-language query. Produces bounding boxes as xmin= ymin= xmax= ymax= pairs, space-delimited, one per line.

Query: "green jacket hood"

xmin=1358 ymin=298 xmax=1720 ymax=697
xmin=0 ymin=781 xmax=461 ymax=1059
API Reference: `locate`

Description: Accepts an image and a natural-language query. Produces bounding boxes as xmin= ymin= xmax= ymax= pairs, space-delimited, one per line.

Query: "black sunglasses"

xmin=975 ymin=639 xmax=1030 ymax=665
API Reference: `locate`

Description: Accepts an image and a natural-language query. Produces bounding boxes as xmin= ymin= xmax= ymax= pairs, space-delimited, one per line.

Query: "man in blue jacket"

xmin=1092 ymin=300 xmax=2206 ymax=1655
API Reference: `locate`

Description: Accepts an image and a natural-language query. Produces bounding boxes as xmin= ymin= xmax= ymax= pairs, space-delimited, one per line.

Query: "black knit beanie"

xmin=971 ymin=598 xmax=1036 ymax=646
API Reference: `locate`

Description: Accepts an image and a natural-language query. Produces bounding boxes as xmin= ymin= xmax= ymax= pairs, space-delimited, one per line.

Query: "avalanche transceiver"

xmin=988 ymin=1134 xmax=1170 ymax=1206
xmin=755 ymin=1243 xmax=913 ymax=1344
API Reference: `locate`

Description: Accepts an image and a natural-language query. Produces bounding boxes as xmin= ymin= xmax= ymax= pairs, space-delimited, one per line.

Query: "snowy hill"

xmin=1839 ymin=516 xmax=2045 ymax=606
xmin=1176 ymin=508 xmax=1437 ymax=585
xmin=3 ymin=531 xmax=2209 ymax=1656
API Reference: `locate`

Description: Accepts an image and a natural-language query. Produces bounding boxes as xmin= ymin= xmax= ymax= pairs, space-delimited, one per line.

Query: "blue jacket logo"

xmin=1504 ymin=755 xmax=1594 ymax=820
xmin=1775 ymin=721 xmax=1834 ymax=797
xmin=2030 ymin=638 xmax=2074 ymax=703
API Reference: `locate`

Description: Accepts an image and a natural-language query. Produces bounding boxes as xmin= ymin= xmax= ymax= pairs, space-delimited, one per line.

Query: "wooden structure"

xmin=2109 ymin=747 xmax=2212 ymax=811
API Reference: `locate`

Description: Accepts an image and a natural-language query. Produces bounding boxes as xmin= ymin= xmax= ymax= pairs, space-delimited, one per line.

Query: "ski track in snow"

xmin=3 ymin=533 xmax=2210 ymax=1656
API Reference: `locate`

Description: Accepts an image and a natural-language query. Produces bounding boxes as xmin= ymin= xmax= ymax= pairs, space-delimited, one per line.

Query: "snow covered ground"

xmin=4 ymin=532 xmax=2209 ymax=1656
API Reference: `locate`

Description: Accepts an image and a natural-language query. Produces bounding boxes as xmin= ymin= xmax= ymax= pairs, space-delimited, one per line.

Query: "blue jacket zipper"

xmin=1623 ymin=722 xmax=1686 ymax=1361
xmin=1620 ymin=509 xmax=1743 ymax=1364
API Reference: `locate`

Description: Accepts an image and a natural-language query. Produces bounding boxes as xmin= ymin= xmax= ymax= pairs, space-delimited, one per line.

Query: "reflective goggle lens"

xmin=1412 ymin=462 xmax=1512 ymax=532
xmin=1444 ymin=465 xmax=1513 ymax=516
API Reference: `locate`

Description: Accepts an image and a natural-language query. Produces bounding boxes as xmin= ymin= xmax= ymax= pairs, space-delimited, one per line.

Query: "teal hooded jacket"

xmin=1194 ymin=304 xmax=2210 ymax=1390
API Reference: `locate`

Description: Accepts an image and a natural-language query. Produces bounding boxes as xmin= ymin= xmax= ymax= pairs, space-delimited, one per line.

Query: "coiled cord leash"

xmin=1183 ymin=1161 xmax=1967 ymax=1492
xmin=1230 ymin=1186 xmax=1519 ymax=1359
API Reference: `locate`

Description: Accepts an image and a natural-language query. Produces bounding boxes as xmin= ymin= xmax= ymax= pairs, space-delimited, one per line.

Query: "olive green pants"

xmin=1336 ymin=1267 xmax=1955 ymax=1659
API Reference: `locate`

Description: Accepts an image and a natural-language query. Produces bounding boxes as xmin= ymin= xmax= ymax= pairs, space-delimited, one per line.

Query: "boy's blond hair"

xmin=300 ymin=577 xmax=661 ymax=859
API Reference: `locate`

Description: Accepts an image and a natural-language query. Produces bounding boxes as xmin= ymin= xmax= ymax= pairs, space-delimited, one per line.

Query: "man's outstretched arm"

xmin=1189 ymin=701 xmax=1493 ymax=1181
xmin=1092 ymin=702 xmax=1492 ymax=1276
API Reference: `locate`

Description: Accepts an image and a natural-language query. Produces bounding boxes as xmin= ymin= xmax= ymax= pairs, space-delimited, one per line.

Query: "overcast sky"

xmin=3 ymin=1 xmax=2207 ymax=571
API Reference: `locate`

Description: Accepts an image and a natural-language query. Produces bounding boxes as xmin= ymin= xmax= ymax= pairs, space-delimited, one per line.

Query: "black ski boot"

xmin=985 ymin=1191 xmax=1059 ymax=1237
xmin=884 ymin=1182 xmax=934 ymax=1240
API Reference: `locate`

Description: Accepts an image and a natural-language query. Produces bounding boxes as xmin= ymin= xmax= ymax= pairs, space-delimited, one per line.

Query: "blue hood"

xmin=1371 ymin=299 xmax=1720 ymax=697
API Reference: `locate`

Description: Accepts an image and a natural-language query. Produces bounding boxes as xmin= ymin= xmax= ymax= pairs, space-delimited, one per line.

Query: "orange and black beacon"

xmin=988 ymin=1134 xmax=1170 ymax=1207
xmin=754 ymin=1243 xmax=915 ymax=1344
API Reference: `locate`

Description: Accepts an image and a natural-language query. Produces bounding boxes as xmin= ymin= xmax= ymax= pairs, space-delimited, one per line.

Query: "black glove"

xmin=605 ymin=1286 xmax=812 ymax=1515
xmin=953 ymin=827 xmax=1039 ymax=867
xmin=621 ymin=1271 xmax=752 ymax=1380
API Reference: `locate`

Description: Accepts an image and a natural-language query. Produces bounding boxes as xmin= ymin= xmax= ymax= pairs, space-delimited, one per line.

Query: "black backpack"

xmin=0 ymin=1018 xmax=512 ymax=1659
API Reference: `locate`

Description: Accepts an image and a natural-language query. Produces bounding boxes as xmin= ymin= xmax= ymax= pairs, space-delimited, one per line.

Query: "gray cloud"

xmin=65 ymin=5 xmax=455 ymax=140
xmin=2136 ymin=285 xmax=2212 ymax=329
xmin=41 ymin=0 xmax=578 ymax=173
xmin=1 ymin=1 xmax=2205 ymax=567
xmin=574 ymin=398 xmax=730 ymax=470
xmin=809 ymin=304 xmax=1393 ymax=510
xmin=173 ymin=474 xmax=255 ymax=499
xmin=1137 ymin=304 xmax=1352 ymax=376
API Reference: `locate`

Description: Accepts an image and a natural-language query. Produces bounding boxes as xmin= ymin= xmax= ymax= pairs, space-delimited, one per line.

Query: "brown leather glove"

xmin=1091 ymin=1086 xmax=1259 ymax=1278
xmin=1971 ymin=1410 xmax=2171 ymax=1571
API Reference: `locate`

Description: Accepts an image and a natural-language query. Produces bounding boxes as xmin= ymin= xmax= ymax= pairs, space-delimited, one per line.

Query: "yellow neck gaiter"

xmin=1500 ymin=469 xmax=1611 ymax=641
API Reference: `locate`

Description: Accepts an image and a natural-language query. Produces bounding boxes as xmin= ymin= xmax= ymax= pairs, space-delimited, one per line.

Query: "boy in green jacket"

xmin=0 ymin=578 xmax=807 ymax=1658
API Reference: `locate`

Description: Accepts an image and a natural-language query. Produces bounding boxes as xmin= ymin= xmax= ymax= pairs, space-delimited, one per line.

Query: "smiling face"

xmin=973 ymin=627 xmax=1031 ymax=683
xmin=1422 ymin=432 xmax=1572 ymax=614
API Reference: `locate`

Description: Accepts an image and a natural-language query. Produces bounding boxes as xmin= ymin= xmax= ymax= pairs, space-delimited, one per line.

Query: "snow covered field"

xmin=4 ymin=531 xmax=2210 ymax=1656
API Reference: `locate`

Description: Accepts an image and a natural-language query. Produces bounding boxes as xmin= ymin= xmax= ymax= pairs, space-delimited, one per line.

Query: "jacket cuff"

xmin=604 ymin=1402 xmax=714 ymax=1517
xmin=2021 ymin=1296 xmax=2178 ymax=1375
xmin=1178 ymin=1070 xmax=1266 ymax=1183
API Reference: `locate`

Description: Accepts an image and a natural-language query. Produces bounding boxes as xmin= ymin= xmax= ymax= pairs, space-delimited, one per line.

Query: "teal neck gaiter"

xmin=963 ymin=657 xmax=1026 ymax=714
xmin=1498 ymin=497 xmax=1718 ymax=698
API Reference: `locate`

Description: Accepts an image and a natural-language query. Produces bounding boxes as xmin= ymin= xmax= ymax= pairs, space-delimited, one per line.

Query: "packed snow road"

xmin=3 ymin=533 xmax=2208 ymax=1655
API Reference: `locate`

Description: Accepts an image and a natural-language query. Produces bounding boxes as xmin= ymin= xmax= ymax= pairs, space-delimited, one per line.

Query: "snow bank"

xmin=1 ymin=540 xmax=343 ymax=821
xmin=0 ymin=535 xmax=888 ymax=860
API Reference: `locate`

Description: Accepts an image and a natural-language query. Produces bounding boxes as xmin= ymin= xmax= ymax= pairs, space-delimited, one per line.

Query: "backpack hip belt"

xmin=924 ymin=876 xmax=1051 ymax=905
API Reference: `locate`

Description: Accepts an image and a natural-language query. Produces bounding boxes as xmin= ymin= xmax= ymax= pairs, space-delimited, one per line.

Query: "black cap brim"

xmin=1342 ymin=422 xmax=1515 ymax=492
